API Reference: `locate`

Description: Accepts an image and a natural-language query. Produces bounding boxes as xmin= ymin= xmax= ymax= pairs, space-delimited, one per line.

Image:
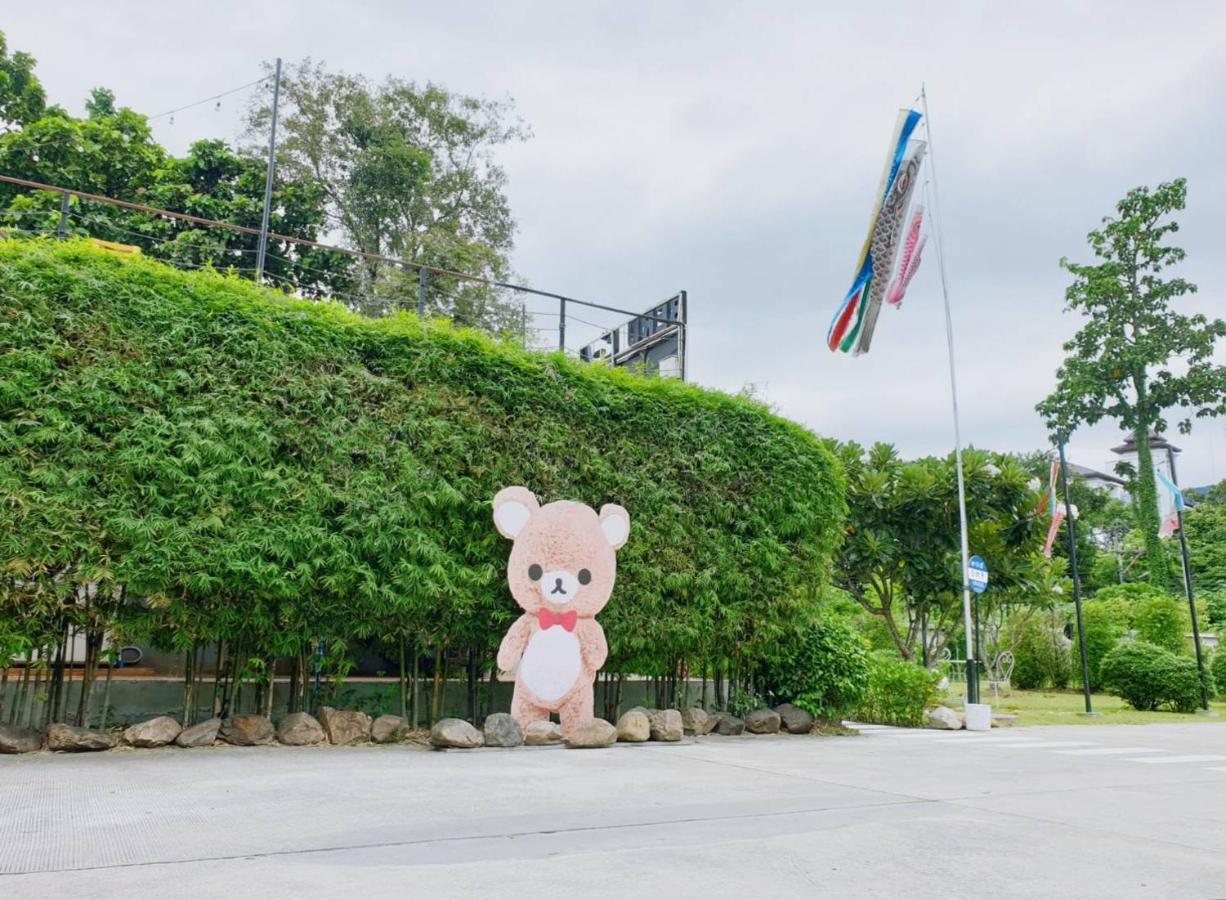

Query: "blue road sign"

xmin=968 ymin=555 xmax=989 ymax=594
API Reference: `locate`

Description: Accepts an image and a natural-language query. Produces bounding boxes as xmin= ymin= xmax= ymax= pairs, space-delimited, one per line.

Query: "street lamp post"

xmin=1165 ymin=444 xmax=1210 ymax=711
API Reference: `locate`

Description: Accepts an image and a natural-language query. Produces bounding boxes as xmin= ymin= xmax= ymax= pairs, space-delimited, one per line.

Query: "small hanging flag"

xmin=1156 ymin=469 xmax=1185 ymax=512
xmin=1035 ymin=459 xmax=1060 ymax=517
xmin=826 ymin=108 xmax=925 ymax=354
xmin=1043 ymin=502 xmax=1067 ymax=558
xmin=886 ymin=206 xmax=926 ymax=307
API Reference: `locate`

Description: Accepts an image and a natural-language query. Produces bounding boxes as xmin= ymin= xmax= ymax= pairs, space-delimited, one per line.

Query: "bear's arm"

xmin=577 ymin=619 xmax=608 ymax=671
xmin=496 ymin=614 xmax=534 ymax=672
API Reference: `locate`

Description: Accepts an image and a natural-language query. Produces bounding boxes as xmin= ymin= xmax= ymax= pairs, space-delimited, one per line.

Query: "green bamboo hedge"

xmin=0 ymin=238 xmax=844 ymax=713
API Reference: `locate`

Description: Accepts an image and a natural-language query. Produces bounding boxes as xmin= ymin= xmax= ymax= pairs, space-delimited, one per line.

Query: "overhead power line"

xmin=0 ymin=174 xmax=679 ymax=327
xmin=147 ymin=75 xmax=272 ymax=122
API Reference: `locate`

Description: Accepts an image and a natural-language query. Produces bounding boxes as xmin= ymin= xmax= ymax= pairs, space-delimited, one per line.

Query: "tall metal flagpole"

xmin=920 ymin=85 xmax=979 ymax=705
xmin=255 ymin=58 xmax=282 ymax=283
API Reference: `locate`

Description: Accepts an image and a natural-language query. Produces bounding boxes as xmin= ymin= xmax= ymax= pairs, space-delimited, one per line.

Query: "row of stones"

xmin=0 ymin=706 xmax=404 ymax=754
xmin=0 ymin=703 xmax=818 ymax=755
xmin=429 ymin=704 xmax=818 ymax=750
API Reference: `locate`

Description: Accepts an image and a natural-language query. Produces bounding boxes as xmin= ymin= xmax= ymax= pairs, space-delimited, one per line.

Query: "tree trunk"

xmin=1130 ymin=412 xmax=1172 ymax=588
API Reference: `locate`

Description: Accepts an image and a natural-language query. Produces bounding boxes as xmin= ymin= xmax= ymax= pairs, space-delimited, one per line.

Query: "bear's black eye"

xmin=578 ymin=568 xmax=592 ymax=585
xmin=528 ymin=564 xmax=542 ymax=581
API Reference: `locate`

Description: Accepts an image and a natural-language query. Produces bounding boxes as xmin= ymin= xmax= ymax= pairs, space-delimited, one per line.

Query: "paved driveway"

xmin=3 ymin=721 xmax=1226 ymax=898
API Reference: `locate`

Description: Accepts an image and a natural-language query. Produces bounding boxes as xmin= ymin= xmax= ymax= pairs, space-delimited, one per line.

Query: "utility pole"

xmin=1166 ymin=444 xmax=1209 ymax=711
xmin=558 ymin=298 xmax=566 ymax=351
xmin=417 ymin=266 xmax=427 ymax=316
xmin=57 ymin=191 xmax=69 ymax=239
xmin=1058 ymin=438 xmax=1093 ymax=714
xmin=255 ymin=58 xmax=282 ymax=283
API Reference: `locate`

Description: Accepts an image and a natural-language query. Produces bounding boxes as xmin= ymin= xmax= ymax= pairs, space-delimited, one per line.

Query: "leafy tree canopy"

xmin=830 ymin=441 xmax=1056 ymax=662
xmin=0 ymin=31 xmax=45 ymax=132
xmin=1037 ymin=179 xmax=1226 ymax=588
xmin=246 ymin=59 xmax=530 ymax=329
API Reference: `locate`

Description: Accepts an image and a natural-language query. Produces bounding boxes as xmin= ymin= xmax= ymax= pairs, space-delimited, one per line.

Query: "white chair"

xmin=939 ymin=648 xmax=965 ymax=683
xmin=987 ymin=651 xmax=1014 ymax=704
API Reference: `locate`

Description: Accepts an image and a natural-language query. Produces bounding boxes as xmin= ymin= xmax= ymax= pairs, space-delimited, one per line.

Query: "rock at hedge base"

xmin=925 ymin=706 xmax=963 ymax=731
xmin=647 ymin=708 xmax=683 ymax=742
xmin=681 ymin=708 xmax=714 ymax=736
xmin=616 ymin=709 xmax=651 ymax=742
xmin=565 ymin=718 xmax=617 ymax=749
xmin=371 ymin=714 xmax=410 ymax=744
xmin=524 ymin=721 xmax=564 ymax=745
xmin=123 ymin=716 xmax=183 ymax=748
xmin=277 ymin=712 xmax=325 ymax=746
xmin=0 ymin=724 xmax=42 ymax=754
xmin=713 ymin=714 xmax=745 ymax=736
xmin=47 ymin=723 xmax=115 ymax=752
xmin=774 ymin=703 xmax=815 ymax=735
xmin=429 ymin=718 xmax=484 ymax=749
xmin=483 ymin=713 xmax=524 ymax=748
xmin=220 ymin=715 xmax=275 ymax=746
xmin=176 ymin=718 xmax=221 ymax=748
xmin=744 ymin=708 xmax=781 ymax=734
xmin=319 ymin=707 xmax=372 ymax=745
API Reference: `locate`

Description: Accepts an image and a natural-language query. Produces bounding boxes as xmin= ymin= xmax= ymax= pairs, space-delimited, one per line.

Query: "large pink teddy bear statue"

xmin=493 ymin=486 xmax=630 ymax=735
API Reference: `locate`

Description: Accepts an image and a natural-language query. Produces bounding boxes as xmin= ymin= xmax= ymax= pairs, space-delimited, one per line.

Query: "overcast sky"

xmin=7 ymin=2 xmax=1226 ymax=486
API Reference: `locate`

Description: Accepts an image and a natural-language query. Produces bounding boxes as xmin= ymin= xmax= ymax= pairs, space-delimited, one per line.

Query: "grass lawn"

xmin=948 ymin=686 xmax=1226 ymax=727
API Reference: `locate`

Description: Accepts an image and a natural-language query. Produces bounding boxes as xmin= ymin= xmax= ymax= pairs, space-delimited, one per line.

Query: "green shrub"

xmin=1203 ymin=589 xmax=1226 ymax=628
xmin=1075 ymin=599 xmax=1130 ymax=688
xmin=855 ymin=652 xmax=941 ymax=727
xmin=1008 ymin=613 xmax=1072 ymax=690
xmin=1092 ymin=583 xmax=1169 ymax=604
xmin=0 ymin=239 xmax=845 ymax=682
xmin=1132 ymin=595 xmax=1188 ymax=654
xmin=760 ymin=617 xmax=870 ymax=721
xmin=1211 ymin=651 xmax=1226 ymax=699
xmin=1099 ymin=640 xmax=1203 ymax=712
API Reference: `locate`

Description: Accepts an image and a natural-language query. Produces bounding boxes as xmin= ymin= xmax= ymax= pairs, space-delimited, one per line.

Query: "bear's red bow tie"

xmin=537 ymin=608 xmax=579 ymax=632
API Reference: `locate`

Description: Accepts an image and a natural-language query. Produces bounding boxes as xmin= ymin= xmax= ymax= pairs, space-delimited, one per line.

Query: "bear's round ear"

xmin=599 ymin=503 xmax=630 ymax=550
xmin=493 ymin=486 xmax=539 ymax=539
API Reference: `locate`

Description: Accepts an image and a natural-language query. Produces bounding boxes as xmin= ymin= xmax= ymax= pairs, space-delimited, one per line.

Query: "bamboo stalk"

xmin=27 ymin=651 xmax=44 ymax=728
xmin=10 ymin=663 xmax=30 ymax=725
xmin=98 ymin=655 xmax=114 ymax=731
xmin=182 ymin=643 xmax=195 ymax=726
xmin=399 ymin=640 xmax=408 ymax=721
xmin=410 ymin=647 xmax=419 ymax=730
xmin=264 ymin=661 xmax=274 ymax=719
xmin=466 ymin=650 xmax=476 ymax=722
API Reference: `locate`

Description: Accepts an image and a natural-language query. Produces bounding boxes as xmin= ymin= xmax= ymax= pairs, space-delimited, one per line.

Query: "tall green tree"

xmin=1037 ymin=179 xmax=1226 ymax=588
xmin=0 ymin=36 xmax=345 ymax=298
xmin=246 ymin=59 xmax=529 ymax=328
xmin=0 ymin=31 xmax=45 ymax=132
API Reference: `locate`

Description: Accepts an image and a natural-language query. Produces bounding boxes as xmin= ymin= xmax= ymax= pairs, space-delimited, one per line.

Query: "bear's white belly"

xmin=520 ymin=627 xmax=582 ymax=704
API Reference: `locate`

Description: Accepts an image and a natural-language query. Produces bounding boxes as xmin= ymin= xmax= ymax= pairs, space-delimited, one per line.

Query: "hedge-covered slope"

xmin=0 ymin=239 xmax=843 ymax=677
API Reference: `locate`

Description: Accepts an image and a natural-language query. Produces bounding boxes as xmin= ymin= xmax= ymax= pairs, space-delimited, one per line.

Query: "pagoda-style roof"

xmin=1110 ymin=431 xmax=1181 ymax=455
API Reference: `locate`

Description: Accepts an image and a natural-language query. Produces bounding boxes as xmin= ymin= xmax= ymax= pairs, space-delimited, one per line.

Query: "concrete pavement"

xmin=3 ymin=721 xmax=1226 ymax=898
